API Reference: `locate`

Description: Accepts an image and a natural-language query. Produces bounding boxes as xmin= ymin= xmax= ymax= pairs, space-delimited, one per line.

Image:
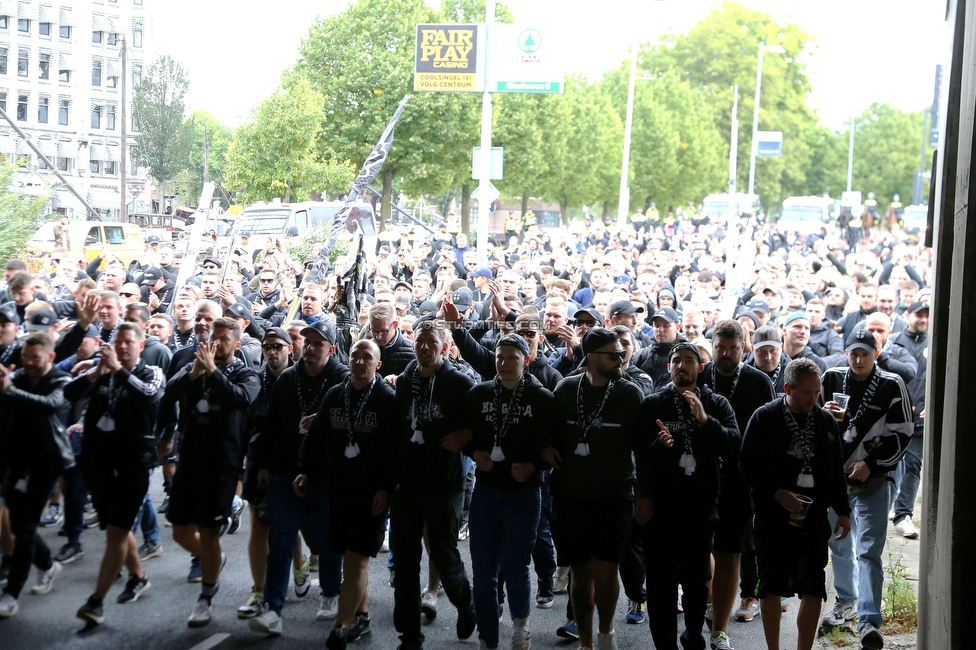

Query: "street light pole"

xmin=616 ymin=51 xmax=637 ymax=230
xmin=747 ymin=43 xmax=784 ymax=197
xmin=847 ymin=113 xmax=855 ymax=192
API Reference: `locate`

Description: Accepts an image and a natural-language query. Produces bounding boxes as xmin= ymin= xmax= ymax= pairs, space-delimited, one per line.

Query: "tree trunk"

xmin=284 ymin=179 xmax=291 ymax=203
xmin=521 ymin=192 xmax=529 ymax=216
xmin=602 ymin=200 xmax=610 ymax=219
xmin=461 ymin=184 xmax=471 ymax=234
xmin=560 ymin=196 xmax=568 ymax=230
xmin=381 ymin=169 xmax=393 ymax=223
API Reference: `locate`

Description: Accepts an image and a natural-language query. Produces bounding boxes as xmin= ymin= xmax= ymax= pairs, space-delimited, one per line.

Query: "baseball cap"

xmin=394 ymin=294 xmax=412 ymax=310
xmin=734 ymin=306 xmax=761 ymax=330
xmin=0 ymin=302 xmax=21 ymax=326
xmin=202 ymin=257 xmax=222 ymax=269
xmin=846 ymin=329 xmax=879 ymax=353
xmin=783 ymin=312 xmax=810 ymax=327
xmin=141 ymin=267 xmax=164 ymax=286
xmin=224 ymin=302 xmax=250 ymax=320
xmin=241 ymin=231 xmax=252 ymax=238
xmin=394 ymin=280 xmax=412 ymax=292
xmin=670 ymin=341 xmax=703 ymax=364
xmin=301 ymin=319 xmax=337 ymax=344
xmin=746 ymin=298 xmax=771 ymax=315
xmin=657 ymin=285 xmax=677 ymax=303
xmin=469 ymin=267 xmax=492 ymax=279
xmin=83 ymin=324 xmax=101 ymax=339
xmin=262 ymin=326 xmax=292 ymax=344
xmin=451 ymin=288 xmax=473 ymax=310
xmin=418 ymin=300 xmax=437 ymax=316
xmin=572 ymin=307 xmax=604 ymax=327
xmin=752 ymin=325 xmax=782 ymax=349
xmin=651 ymin=307 xmax=680 ymax=324
xmin=581 ymin=328 xmax=619 ymax=355
xmin=26 ymin=308 xmax=57 ymax=331
xmin=497 ymin=333 xmax=530 ymax=356
xmin=146 ymin=235 xmax=161 ymax=244
xmin=608 ymin=300 xmax=644 ymax=318
xmin=905 ymin=301 xmax=929 ymax=314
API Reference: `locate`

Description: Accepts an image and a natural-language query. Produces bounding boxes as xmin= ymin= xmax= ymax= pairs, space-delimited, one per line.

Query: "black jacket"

xmin=64 ymin=360 xmax=164 ymax=466
xmin=0 ymin=368 xmax=74 ymax=476
xmin=464 ymin=374 xmax=560 ymax=492
xmin=378 ymin=331 xmax=416 ymax=377
xmin=452 ymin=326 xmax=562 ymax=389
xmin=888 ymin=328 xmax=927 ymax=434
xmin=633 ymin=337 xmax=685 ymax=388
xmin=253 ymin=356 xmax=350 ymax=476
xmin=740 ymin=399 xmax=851 ymax=525
xmin=809 ymin=323 xmax=844 ymax=363
xmin=622 ymin=364 xmax=655 ymax=397
xmin=394 ymin=359 xmax=476 ymax=494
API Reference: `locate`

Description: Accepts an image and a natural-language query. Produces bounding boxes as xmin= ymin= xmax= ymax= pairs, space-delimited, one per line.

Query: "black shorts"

xmin=713 ymin=480 xmax=753 ymax=553
xmin=84 ymin=460 xmax=150 ymax=531
xmin=753 ymin=514 xmax=830 ymax=600
xmin=167 ymin=466 xmax=240 ymax=528
xmin=550 ymin=496 xmax=633 ymax=566
xmin=240 ymin=461 xmax=272 ymax=526
xmin=328 ymin=490 xmax=387 ymax=558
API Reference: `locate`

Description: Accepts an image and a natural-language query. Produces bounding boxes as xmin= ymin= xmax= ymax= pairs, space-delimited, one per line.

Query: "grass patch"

xmin=882 ymin=550 xmax=918 ymax=633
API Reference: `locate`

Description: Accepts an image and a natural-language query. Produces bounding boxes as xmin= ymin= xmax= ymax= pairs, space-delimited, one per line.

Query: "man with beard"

xmin=390 ymin=320 xmax=477 ymax=650
xmin=543 ymin=328 xmax=666 ymax=650
xmin=740 ymin=359 xmax=851 ymax=650
xmin=299 ymin=283 xmax=329 ymax=324
xmin=640 ymin=342 xmax=738 ymax=650
xmin=163 ymin=318 xmax=260 ymax=627
xmin=748 ymin=326 xmax=789 ymax=394
xmin=887 ymin=302 xmax=928 ymax=539
xmin=820 ymin=331 xmax=913 ymax=649
xmin=251 ymin=270 xmax=288 ymax=327
xmin=543 ymin=300 xmax=571 ymax=353
xmin=633 ymin=307 xmax=686 ymax=388
xmin=0 ymin=332 xmax=73 ymax=619
xmin=699 ymin=320 xmax=776 ymax=650
xmin=836 ymin=284 xmax=878 ymax=339
xmin=248 ymin=320 xmax=348 ymax=635
xmin=547 ymin=308 xmax=603 ymax=377
xmin=781 ymin=313 xmax=827 ymax=372
xmin=66 ymin=323 xmax=164 ymax=627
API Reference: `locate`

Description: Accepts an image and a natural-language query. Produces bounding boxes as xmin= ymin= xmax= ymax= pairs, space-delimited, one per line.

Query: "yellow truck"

xmin=27 ymin=220 xmax=143 ymax=270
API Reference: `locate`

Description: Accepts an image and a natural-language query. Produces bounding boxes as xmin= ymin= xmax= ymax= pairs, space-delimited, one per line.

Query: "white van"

xmin=701 ymin=193 xmax=761 ymax=219
xmin=233 ymin=199 xmax=378 ymax=258
xmin=776 ymin=196 xmax=834 ymax=235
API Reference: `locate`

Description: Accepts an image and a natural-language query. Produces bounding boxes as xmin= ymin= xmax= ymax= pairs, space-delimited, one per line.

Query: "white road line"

xmin=186 ymin=632 xmax=230 ymax=650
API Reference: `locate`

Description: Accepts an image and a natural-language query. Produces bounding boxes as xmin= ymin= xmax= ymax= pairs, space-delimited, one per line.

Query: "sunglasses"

xmin=589 ymin=350 xmax=625 ymax=361
xmin=262 ymin=343 xmax=287 ymax=351
xmin=203 ymin=264 xmax=219 ymax=270
xmin=259 ymin=278 xmax=276 ymax=283
xmin=573 ymin=320 xmax=597 ymax=328
xmin=516 ymin=330 xmax=537 ymax=338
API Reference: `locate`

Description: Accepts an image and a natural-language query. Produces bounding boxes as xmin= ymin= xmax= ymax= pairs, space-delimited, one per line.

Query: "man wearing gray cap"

xmin=819 ymin=330 xmax=912 ymax=649
xmin=633 ymin=307 xmax=686 ymax=388
xmin=748 ymin=326 xmax=788 ymax=394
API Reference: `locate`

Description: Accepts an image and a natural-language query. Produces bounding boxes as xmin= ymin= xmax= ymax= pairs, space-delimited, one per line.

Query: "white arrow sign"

xmin=471 ymin=181 xmax=500 ymax=205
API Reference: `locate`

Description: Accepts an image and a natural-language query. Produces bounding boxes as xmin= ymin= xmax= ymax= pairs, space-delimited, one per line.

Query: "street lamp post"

xmin=747 ymin=43 xmax=785 ymax=197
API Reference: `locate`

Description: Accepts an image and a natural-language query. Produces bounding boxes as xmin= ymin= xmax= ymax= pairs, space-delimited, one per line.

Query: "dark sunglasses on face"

xmin=262 ymin=343 xmax=286 ymax=351
xmin=572 ymin=320 xmax=597 ymax=328
xmin=260 ymin=278 xmax=276 ymax=283
xmin=203 ymin=264 xmax=219 ymax=270
xmin=589 ymin=350 xmax=625 ymax=361
xmin=516 ymin=330 xmax=537 ymax=338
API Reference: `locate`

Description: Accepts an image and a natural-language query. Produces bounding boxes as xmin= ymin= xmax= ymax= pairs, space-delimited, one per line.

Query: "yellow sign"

xmin=414 ymin=24 xmax=484 ymax=92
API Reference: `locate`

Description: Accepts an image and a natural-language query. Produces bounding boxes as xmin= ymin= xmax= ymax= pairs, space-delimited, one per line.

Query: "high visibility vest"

xmin=505 ymin=217 xmax=520 ymax=231
xmin=523 ymin=213 xmax=537 ymax=227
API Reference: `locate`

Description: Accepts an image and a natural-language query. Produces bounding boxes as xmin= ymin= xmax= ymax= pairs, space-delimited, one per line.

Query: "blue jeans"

xmin=470 ymin=486 xmax=541 ymax=649
xmin=892 ymin=436 xmax=923 ymax=523
xmin=827 ymin=479 xmax=889 ymax=631
xmin=265 ymin=475 xmax=342 ymax=614
xmin=132 ymin=488 xmax=160 ymax=546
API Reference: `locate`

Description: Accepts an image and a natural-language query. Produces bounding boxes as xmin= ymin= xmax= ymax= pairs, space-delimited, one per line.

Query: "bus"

xmin=776 ymin=196 xmax=835 ymax=235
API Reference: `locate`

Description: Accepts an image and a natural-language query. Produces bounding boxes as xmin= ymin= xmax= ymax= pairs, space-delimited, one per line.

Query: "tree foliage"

xmin=223 ymin=77 xmax=356 ymax=204
xmin=133 ymin=55 xmax=190 ymax=185
xmin=176 ymin=109 xmax=232 ymax=206
xmin=0 ymin=164 xmax=52 ymax=263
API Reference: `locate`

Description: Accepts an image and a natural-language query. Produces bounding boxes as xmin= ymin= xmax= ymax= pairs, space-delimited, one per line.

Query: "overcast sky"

xmin=152 ymin=0 xmax=948 ymax=132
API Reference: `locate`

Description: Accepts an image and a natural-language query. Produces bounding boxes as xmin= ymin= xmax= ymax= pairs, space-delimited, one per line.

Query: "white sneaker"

xmin=316 ymin=595 xmax=338 ymax=621
xmin=552 ymin=566 xmax=570 ymax=594
xmin=821 ymin=598 xmax=857 ymax=628
xmin=0 ymin=593 xmax=18 ymax=618
xmin=421 ymin=589 xmax=438 ymax=620
xmin=30 ymin=561 xmax=63 ymax=595
xmin=249 ymin=607 xmax=283 ymax=636
xmin=188 ymin=598 xmax=212 ymax=627
xmin=894 ymin=518 xmax=920 ymax=539
xmin=596 ymin=629 xmax=618 ymax=650
xmin=381 ymin=529 xmax=390 ymax=553
xmin=294 ymin=556 xmax=310 ymax=598
xmin=512 ymin=618 xmax=531 ymax=650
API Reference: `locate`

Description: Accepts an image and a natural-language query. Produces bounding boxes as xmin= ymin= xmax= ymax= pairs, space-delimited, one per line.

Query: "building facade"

xmin=0 ymin=0 xmax=152 ymax=218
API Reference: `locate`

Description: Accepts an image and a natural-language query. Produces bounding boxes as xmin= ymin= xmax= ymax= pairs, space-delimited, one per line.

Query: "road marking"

xmin=186 ymin=633 xmax=229 ymax=650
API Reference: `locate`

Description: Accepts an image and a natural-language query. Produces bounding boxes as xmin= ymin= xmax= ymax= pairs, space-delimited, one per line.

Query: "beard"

xmin=597 ymin=366 xmax=623 ymax=381
xmin=715 ymin=358 xmax=738 ymax=375
xmin=673 ymin=372 xmax=695 ymax=388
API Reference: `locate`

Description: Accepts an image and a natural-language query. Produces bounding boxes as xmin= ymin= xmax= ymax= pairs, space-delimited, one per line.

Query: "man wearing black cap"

xmin=462 ymin=333 xmax=560 ymax=650
xmin=633 ymin=307 xmax=686 ymax=388
xmin=224 ymin=302 xmax=262 ymax=367
xmin=748 ymin=326 xmax=789 ymax=394
xmin=141 ymin=267 xmax=175 ymax=314
xmin=887 ymin=302 xmax=929 ymax=540
xmin=237 ymin=327 xmax=294 ymax=619
xmin=640 ymin=341 xmax=738 ymax=650
xmin=607 ymin=300 xmax=651 ymax=349
xmin=819 ymin=331 xmax=913 ymax=649
xmin=162 ymin=317 xmax=261 ymax=627
xmin=699 ymin=320 xmax=776 ymax=649
xmin=543 ymin=328 xmax=663 ymax=650
xmin=248 ymin=319 xmax=348 ymax=636
xmin=390 ymin=319 xmax=477 ymax=650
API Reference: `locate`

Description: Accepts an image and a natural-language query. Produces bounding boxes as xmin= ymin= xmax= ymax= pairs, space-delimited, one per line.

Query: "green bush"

xmin=286 ymin=223 xmax=351 ymax=265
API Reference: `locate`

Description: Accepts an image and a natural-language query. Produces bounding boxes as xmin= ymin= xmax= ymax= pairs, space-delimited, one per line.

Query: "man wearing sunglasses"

xmin=367 ymin=302 xmax=414 ymax=381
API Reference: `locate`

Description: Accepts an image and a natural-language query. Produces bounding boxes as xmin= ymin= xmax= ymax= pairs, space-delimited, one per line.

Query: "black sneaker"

xmin=536 ymin=578 xmax=554 ymax=609
xmin=187 ymin=556 xmax=202 ymax=583
xmin=77 ymin=595 xmax=105 ymax=626
xmin=325 ymin=629 xmax=347 ymax=650
xmin=456 ymin=604 xmax=476 ymax=640
xmin=117 ymin=575 xmax=151 ymax=604
xmin=55 ymin=543 xmax=84 ymax=565
xmin=228 ymin=500 xmax=246 ymax=535
xmin=83 ymin=512 xmax=100 ymax=529
xmin=346 ymin=612 xmax=371 ymax=642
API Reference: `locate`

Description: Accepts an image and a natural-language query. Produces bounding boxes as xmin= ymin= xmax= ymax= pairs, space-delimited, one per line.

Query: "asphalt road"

xmin=1 ymin=473 xmax=803 ymax=650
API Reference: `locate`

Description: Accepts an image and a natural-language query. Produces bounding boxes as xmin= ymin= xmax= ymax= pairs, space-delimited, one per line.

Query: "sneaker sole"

xmin=76 ymin=608 xmax=103 ymax=625
xmin=118 ymin=581 xmax=151 ymax=604
xmin=30 ymin=563 xmax=63 ymax=595
xmin=295 ymin=582 xmax=311 ymax=598
xmin=238 ymin=608 xmax=261 ymax=619
xmin=188 ymin=617 xmax=211 ymax=628
xmin=140 ymin=547 xmax=164 ymax=561
xmin=57 ymin=551 xmax=84 ymax=565
xmin=625 ymin=616 xmax=647 ymax=625
xmin=861 ymin=629 xmax=884 ymax=650
xmin=536 ymin=599 xmax=554 ymax=609
xmin=556 ymin=628 xmax=579 ymax=640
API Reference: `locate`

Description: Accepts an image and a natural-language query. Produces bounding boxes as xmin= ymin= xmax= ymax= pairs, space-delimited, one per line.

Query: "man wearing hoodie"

xmin=633 ymin=307 xmax=686 ymax=388
xmin=141 ymin=268 xmax=175 ymax=315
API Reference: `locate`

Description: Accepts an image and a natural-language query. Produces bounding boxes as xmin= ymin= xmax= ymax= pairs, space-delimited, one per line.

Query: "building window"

xmin=59 ymin=69 xmax=70 ymax=82
xmin=39 ymin=22 xmax=50 ymax=36
xmin=107 ymin=75 xmax=117 ymax=88
xmin=0 ymin=49 xmax=7 ymax=75
xmin=17 ymin=94 xmax=28 ymax=121
xmin=104 ymin=160 xmax=116 ymax=174
xmin=132 ymin=26 xmax=142 ymax=48
xmin=0 ymin=17 xmax=7 ymax=29
xmin=106 ymin=105 xmax=116 ymax=130
xmin=17 ymin=51 xmax=27 ymax=77
xmin=0 ymin=93 xmax=6 ymax=112
xmin=92 ymin=60 xmax=101 ymax=86
xmin=59 ymin=25 xmax=70 ymax=39
xmin=38 ymin=54 xmax=50 ymax=80
xmin=57 ymin=157 xmax=69 ymax=171
xmin=90 ymin=159 xmax=99 ymax=174
xmin=58 ymin=98 xmax=68 ymax=125
xmin=38 ymin=97 xmax=49 ymax=123
xmin=108 ymin=32 xmax=117 ymax=45
xmin=17 ymin=19 xmax=29 ymax=33
xmin=91 ymin=105 xmax=101 ymax=128
xmin=38 ymin=157 xmax=48 ymax=169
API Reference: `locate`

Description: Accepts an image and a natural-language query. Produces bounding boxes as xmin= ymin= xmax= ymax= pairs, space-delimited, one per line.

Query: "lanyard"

xmin=575 ymin=377 xmax=614 ymax=444
xmin=711 ymin=362 xmax=741 ymax=399
xmin=670 ymin=385 xmax=701 ymax=457
xmin=781 ymin=397 xmax=815 ymax=486
xmin=296 ymin=361 xmax=330 ymax=416
xmin=492 ymin=374 xmax=526 ymax=448
xmin=841 ymin=366 xmax=880 ymax=442
xmin=344 ymin=376 xmax=378 ymax=442
xmin=410 ymin=367 xmax=436 ymax=430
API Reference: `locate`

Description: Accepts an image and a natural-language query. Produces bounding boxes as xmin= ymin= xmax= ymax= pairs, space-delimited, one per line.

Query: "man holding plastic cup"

xmin=740 ymin=358 xmax=851 ymax=650
xmin=819 ymin=330 xmax=913 ymax=650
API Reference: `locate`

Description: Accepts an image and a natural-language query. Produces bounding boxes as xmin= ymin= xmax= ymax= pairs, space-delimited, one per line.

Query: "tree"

xmin=223 ymin=77 xmax=355 ymax=204
xmin=0 ymin=163 xmax=52 ymax=263
xmin=292 ymin=0 xmax=484 ymax=220
xmin=132 ymin=56 xmax=191 ymax=194
xmin=176 ymin=109 xmax=232 ymax=206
